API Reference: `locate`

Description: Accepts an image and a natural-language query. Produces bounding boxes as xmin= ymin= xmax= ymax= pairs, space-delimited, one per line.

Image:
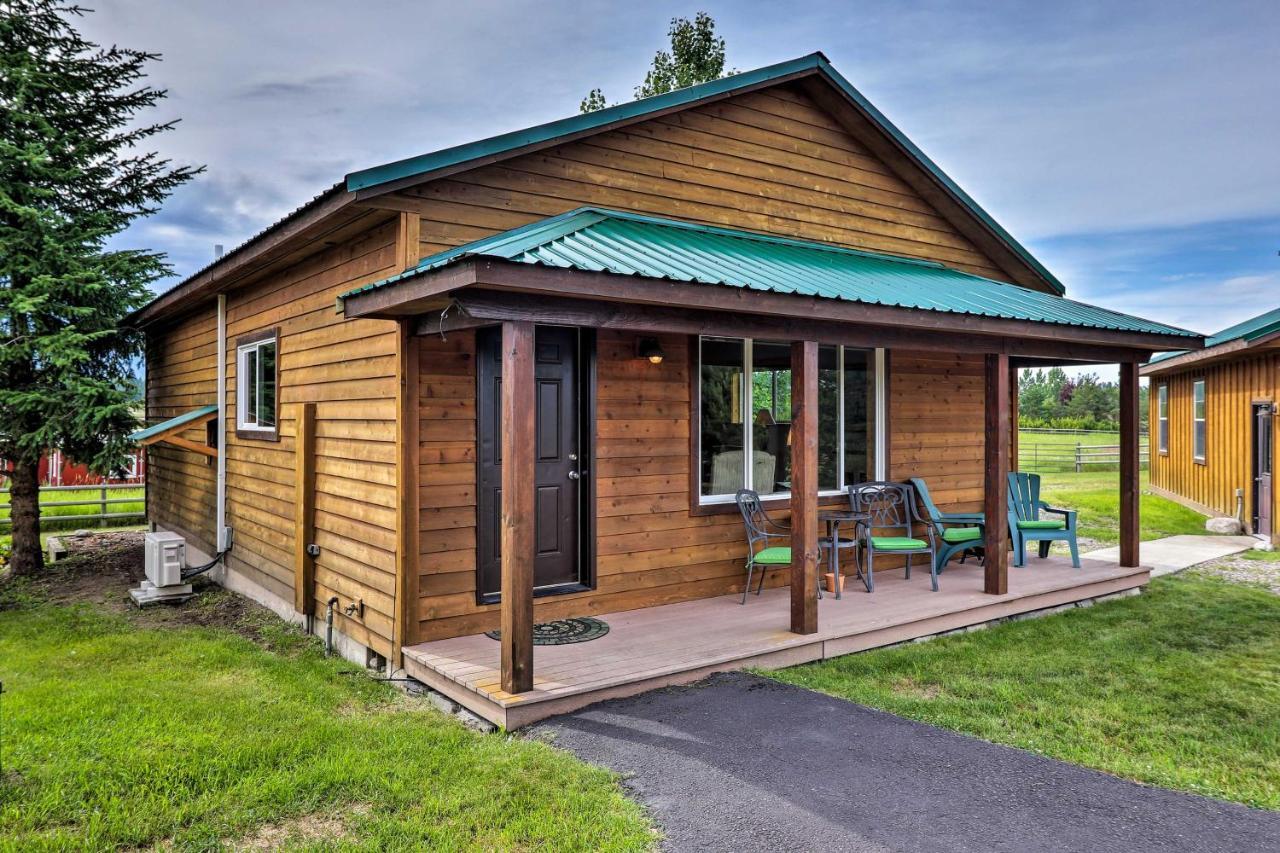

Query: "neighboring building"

xmin=1142 ymin=307 xmax=1280 ymax=543
xmin=131 ymin=53 xmax=1198 ymax=727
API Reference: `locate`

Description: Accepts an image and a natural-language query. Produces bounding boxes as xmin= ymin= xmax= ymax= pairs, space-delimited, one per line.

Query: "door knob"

xmin=568 ymin=470 xmax=580 ymax=480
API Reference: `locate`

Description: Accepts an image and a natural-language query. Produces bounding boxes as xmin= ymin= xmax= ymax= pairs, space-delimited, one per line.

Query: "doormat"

xmin=485 ymin=616 xmax=610 ymax=645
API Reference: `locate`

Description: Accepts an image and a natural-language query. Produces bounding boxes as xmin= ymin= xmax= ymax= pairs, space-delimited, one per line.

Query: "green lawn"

xmin=0 ymin=574 xmax=653 ymax=850
xmin=1036 ymin=471 xmax=1206 ymax=544
xmin=769 ymin=574 xmax=1280 ymax=809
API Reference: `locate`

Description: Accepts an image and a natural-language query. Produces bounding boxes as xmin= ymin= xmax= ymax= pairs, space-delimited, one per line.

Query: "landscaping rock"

xmin=1252 ymin=539 xmax=1275 ymax=552
xmin=1206 ymin=517 xmax=1243 ymax=535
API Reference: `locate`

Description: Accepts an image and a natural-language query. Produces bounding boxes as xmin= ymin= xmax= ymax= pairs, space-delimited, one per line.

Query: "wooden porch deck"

xmin=403 ymin=556 xmax=1149 ymax=729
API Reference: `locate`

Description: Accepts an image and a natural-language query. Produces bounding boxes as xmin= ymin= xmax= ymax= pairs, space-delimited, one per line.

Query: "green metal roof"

xmin=340 ymin=208 xmax=1196 ymax=339
xmin=129 ymin=405 xmax=218 ymax=443
xmin=1148 ymin=304 xmax=1280 ymax=364
xmin=345 ymin=52 xmax=1065 ymax=295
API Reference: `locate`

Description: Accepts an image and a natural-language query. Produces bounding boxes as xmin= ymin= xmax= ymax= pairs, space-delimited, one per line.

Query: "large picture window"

xmin=1192 ymin=379 xmax=1206 ymax=461
xmin=697 ymin=336 xmax=878 ymax=502
xmin=236 ymin=329 xmax=278 ymax=439
xmin=1157 ymin=384 xmax=1168 ymax=454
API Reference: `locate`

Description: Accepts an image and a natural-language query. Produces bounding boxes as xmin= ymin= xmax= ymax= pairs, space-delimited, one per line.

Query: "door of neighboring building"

xmin=476 ymin=325 xmax=594 ymax=603
xmin=1253 ymin=403 xmax=1273 ymax=538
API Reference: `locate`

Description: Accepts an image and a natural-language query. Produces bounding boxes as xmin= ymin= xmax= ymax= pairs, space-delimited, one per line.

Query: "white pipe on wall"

xmin=216 ymin=293 xmax=228 ymax=551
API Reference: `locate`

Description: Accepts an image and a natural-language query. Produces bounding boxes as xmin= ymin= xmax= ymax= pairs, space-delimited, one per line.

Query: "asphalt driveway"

xmin=530 ymin=672 xmax=1279 ymax=853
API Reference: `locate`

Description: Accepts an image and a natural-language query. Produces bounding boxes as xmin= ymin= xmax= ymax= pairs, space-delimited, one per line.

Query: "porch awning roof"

xmin=129 ymin=405 xmax=218 ymax=443
xmin=340 ymin=208 xmax=1197 ymax=341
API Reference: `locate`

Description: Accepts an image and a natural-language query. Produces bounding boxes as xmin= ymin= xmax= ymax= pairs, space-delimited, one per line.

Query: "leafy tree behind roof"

xmin=0 ymin=0 xmax=200 ymax=575
xmin=581 ymin=12 xmax=731 ymax=113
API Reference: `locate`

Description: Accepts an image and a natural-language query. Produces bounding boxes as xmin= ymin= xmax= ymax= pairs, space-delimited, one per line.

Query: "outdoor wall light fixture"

xmin=637 ymin=337 xmax=665 ymax=365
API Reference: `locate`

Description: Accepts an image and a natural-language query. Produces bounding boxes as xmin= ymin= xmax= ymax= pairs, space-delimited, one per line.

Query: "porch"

xmin=403 ymin=554 xmax=1149 ymax=729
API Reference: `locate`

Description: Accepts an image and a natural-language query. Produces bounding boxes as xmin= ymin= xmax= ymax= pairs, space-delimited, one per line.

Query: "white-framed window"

xmin=1192 ymin=379 xmax=1206 ymax=461
xmin=696 ymin=336 xmax=883 ymax=503
xmin=236 ymin=330 xmax=278 ymax=437
xmin=1157 ymin=384 xmax=1169 ymax=454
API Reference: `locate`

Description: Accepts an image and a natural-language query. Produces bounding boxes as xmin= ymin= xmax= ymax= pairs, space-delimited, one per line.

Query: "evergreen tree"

xmin=581 ymin=12 xmax=731 ymax=112
xmin=0 ymin=1 xmax=199 ymax=575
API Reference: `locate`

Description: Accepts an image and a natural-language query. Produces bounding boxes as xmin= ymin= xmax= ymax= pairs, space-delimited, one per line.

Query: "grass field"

xmin=770 ymin=573 xmax=1280 ymax=810
xmin=0 ymin=556 xmax=653 ymax=850
xmin=0 ymin=486 xmax=145 ymax=532
xmin=1036 ymin=471 xmax=1206 ymax=544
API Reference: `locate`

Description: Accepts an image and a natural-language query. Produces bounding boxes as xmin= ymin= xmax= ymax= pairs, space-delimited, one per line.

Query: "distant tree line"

xmin=1018 ymin=368 xmax=1148 ymax=432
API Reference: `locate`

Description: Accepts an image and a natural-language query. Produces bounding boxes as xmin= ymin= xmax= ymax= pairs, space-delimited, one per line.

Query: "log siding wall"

xmin=1148 ymin=354 xmax=1280 ymax=540
xmin=393 ymin=84 xmax=1017 ymax=284
xmin=146 ymin=216 xmax=404 ymax=657
xmin=145 ymin=308 xmax=219 ymax=552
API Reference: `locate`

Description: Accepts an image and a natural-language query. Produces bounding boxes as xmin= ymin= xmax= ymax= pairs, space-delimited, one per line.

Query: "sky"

xmin=81 ymin=0 xmax=1280 ymax=367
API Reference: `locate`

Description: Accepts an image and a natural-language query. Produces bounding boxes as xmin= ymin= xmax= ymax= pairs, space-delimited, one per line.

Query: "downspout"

xmin=216 ymin=293 xmax=228 ymax=552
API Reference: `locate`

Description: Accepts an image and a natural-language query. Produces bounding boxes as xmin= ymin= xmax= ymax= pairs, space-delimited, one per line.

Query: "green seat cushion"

xmin=1018 ymin=519 xmax=1066 ymax=530
xmin=752 ymin=546 xmax=792 ymax=565
xmin=942 ymin=526 xmax=983 ymax=543
xmin=871 ymin=536 xmax=929 ymax=551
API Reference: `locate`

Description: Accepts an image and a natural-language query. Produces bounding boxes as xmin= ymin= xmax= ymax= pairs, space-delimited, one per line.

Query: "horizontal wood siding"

xmin=889 ymin=351 xmax=986 ymax=513
xmin=145 ymin=307 xmax=219 ymax=552
xmin=223 ymin=217 xmax=401 ymax=655
xmin=1149 ymin=354 xmax=1279 ymax=536
xmin=393 ymin=84 xmax=1013 ymax=282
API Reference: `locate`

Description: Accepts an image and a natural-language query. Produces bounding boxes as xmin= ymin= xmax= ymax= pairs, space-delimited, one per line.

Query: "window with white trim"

xmin=1157 ymin=384 xmax=1168 ymax=454
xmin=1192 ymin=379 xmax=1206 ymax=461
xmin=697 ymin=337 xmax=880 ymax=502
xmin=237 ymin=331 xmax=278 ymax=437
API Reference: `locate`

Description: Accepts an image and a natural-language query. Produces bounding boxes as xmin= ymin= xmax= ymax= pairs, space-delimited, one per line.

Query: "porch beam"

xmin=348 ymin=258 xmax=1200 ymax=354
xmin=419 ymin=291 xmax=1159 ymax=365
xmin=500 ymin=320 xmax=536 ymax=694
xmin=790 ymin=340 xmax=820 ymax=635
xmin=1119 ymin=361 xmax=1141 ymax=567
xmin=984 ymin=353 xmax=1011 ymax=595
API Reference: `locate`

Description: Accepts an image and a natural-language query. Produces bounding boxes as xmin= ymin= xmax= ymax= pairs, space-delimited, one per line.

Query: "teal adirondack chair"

xmin=909 ymin=477 xmax=985 ymax=574
xmin=1007 ymin=472 xmax=1080 ymax=568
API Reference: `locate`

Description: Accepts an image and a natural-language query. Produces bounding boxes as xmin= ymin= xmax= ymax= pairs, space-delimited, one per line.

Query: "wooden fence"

xmin=0 ymin=483 xmax=146 ymax=530
xmin=1018 ymin=443 xmax=1150 ymax=473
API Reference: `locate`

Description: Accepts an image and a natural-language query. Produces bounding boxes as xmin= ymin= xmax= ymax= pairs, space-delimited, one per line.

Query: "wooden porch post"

xmin=500 ymin=321 xmax=535 ymax=693
xmin=790 ymin=340 xmax=819 ymax=635
xmin=984 ymin=353 xmax=1010 ymax=595
xmin=1119 ymin=360 xmax=1141 ymax=567
xmin=1008 ymin=363 xmax=1020 ymax=469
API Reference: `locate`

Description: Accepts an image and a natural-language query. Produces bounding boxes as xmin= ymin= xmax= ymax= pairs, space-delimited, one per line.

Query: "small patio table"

xmin=819 ymin=509 xmax=870 ymax=598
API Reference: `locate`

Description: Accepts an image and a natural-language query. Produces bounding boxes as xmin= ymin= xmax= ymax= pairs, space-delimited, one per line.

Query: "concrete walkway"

xmin=1084 ymin=534 xmax=1258 ymax=577
xmin=533 ymin=673 xmax=1280 ymax=852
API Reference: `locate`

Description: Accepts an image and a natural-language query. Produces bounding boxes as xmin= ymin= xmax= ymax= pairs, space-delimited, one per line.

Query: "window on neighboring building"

xmin=696 ymin=336 xmax=879 ymax=502
xmin=236 ymin=330 xmax=278 ymax=438
xmin=1157 ymin=384 xmax=1169 ymax=454
xmin=1192 ymin=379 xmax=1206 ymax=461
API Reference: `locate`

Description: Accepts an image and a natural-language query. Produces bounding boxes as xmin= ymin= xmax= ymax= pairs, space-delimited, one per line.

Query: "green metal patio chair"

xmin=908 ymin=477 xmax=985 ymax=575
xmin=734 ymin=489 xmax=845 ymax=603
xmin=1007 ymin=472 xmax=1080 ymax=568
xmin=848 ymin=481 xmax=939 ymax=591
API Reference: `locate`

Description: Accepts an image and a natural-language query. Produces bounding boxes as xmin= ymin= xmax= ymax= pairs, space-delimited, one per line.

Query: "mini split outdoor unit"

xmin=130 ymin=531 xmax=194 ymax=606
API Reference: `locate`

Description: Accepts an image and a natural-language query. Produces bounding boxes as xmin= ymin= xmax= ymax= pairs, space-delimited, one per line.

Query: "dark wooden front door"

xmin=477 ymin=325 xmax=591 ymax=602
xmin=1254 ymin=404 xmax=1273 ymax=538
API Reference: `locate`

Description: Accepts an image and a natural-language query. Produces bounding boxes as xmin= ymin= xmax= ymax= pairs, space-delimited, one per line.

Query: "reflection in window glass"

xmin=817 ymin=345 xmax=839 ymax=490
xmin=751 ymin=341 xmax=791 ymax=495
xmin=258 ymin=341 xmax=277 ymax=428
xmin=843 ymin=349 xmax=874 ymax=484
xmin=1193 ymin=380 xmax=1206 ymax=460
xmin=700 ymin=338 xmax=745 ymax=496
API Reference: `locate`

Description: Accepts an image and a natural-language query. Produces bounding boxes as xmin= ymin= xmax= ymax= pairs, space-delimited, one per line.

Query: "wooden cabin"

xmin=132 ymin=53 xmax=1200 ymax=727
xmin=1142 ymin=307 xmax=1279 ymax=544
